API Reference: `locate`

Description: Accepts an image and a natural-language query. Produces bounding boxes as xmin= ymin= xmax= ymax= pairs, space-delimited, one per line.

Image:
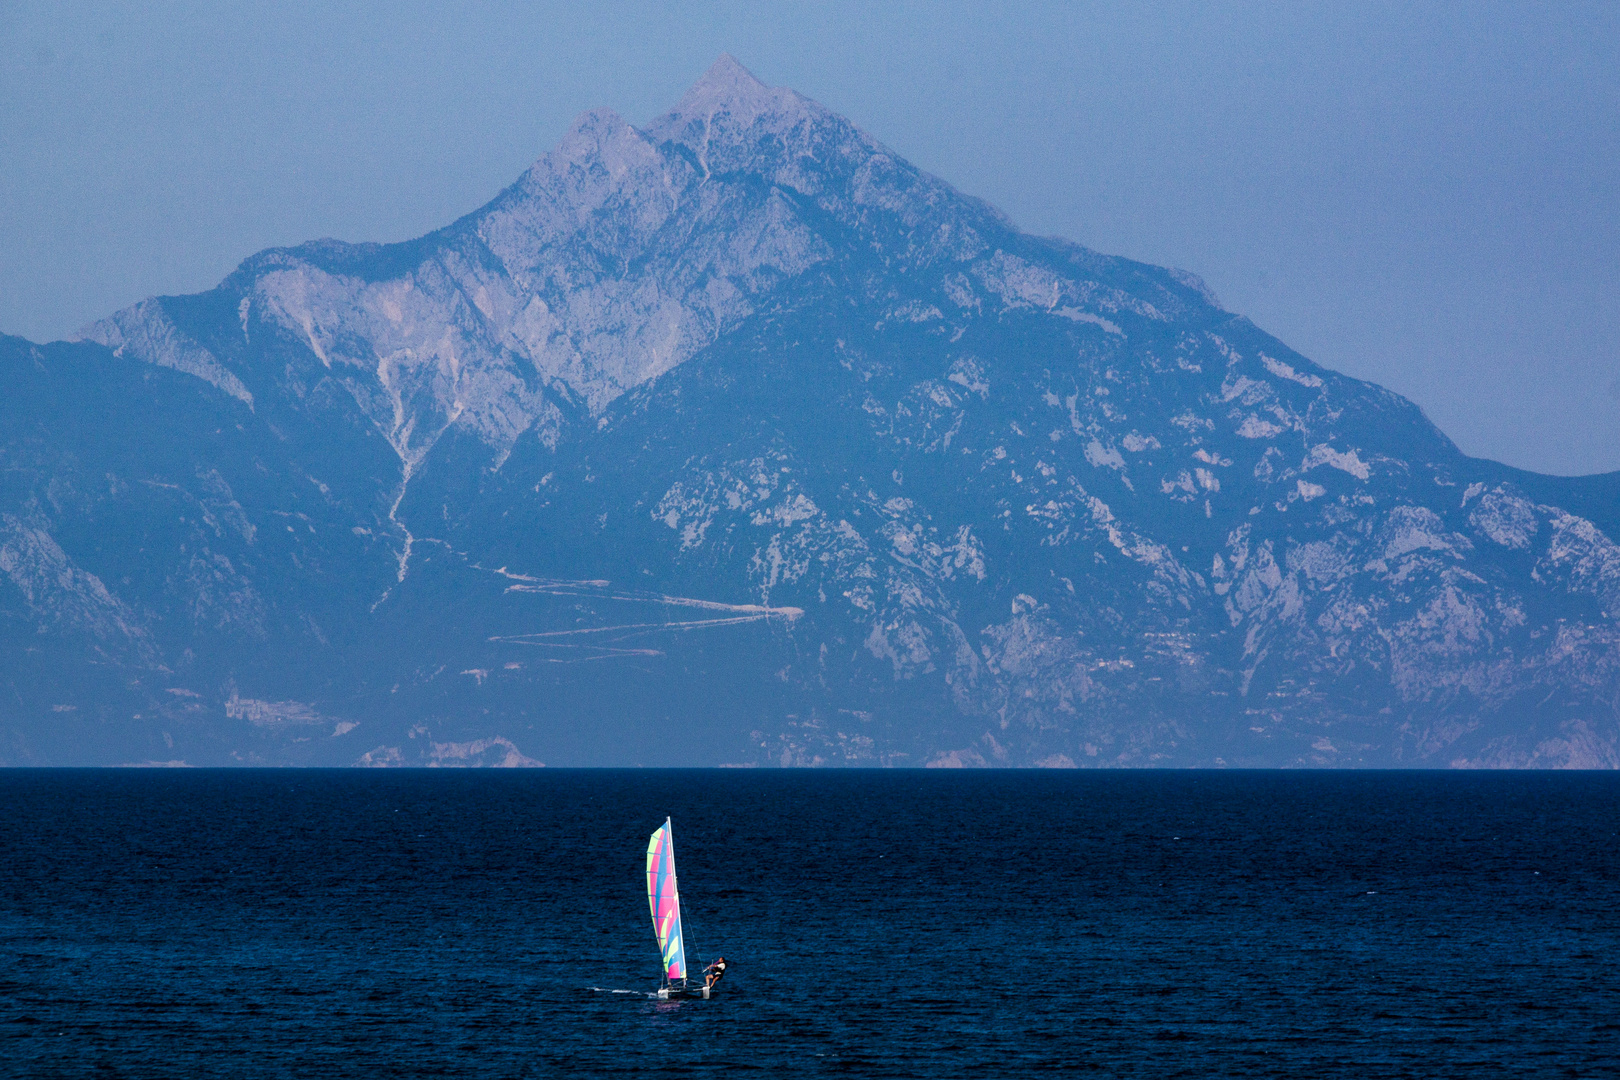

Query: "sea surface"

xmin=2 ymin=770 xmax=1617 ymax=1078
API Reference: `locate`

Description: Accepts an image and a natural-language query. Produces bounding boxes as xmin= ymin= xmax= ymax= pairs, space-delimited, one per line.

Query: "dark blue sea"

xmin=3 ymin=770 xmax=1617 ymax=1078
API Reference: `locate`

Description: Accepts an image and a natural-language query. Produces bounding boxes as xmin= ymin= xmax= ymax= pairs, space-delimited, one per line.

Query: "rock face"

xmin=4 ymin=57 xmax=1619 ymax=767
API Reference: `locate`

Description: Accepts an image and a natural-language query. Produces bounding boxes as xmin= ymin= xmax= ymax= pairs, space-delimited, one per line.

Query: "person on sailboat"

xmin=703 ymin=956 xmax=729 ymax=990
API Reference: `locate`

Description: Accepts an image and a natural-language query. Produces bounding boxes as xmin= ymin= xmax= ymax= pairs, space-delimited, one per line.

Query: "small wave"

xmin=586 ymin=987 xmax=644 ymax=995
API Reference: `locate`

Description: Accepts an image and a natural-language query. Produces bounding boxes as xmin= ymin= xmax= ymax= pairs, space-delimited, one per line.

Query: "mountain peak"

xmin=552 ymin=106 xmax=643 ymax=163
xmin=675 ymin=54 xmax=776 ymax=114
xmin=647 ymin=55 xmax=829 ymax=156
xmin=690 ymin=54 xmax=768 ymax=99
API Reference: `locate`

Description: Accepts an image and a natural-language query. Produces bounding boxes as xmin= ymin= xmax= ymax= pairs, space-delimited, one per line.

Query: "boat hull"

xmin=655 ymin=985 xmax=711 ymax=1000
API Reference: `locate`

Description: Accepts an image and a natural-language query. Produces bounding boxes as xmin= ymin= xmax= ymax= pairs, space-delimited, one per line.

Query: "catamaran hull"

xmin=655 ymin=985 xmax=711 ymax=1000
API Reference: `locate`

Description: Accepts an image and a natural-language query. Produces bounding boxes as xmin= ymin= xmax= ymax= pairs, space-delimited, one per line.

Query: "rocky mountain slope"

xmin=4 ymin=57 xmax=1618 ymax=767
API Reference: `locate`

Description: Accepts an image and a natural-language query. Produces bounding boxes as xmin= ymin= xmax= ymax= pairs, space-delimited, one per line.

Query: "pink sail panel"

xmin=645 ymin=818 xmax=687 ymax=982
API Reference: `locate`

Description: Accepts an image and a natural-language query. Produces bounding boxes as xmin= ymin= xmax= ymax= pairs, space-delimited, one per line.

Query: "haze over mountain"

xmin=4 ymin=57 xmax=1618 ymax=767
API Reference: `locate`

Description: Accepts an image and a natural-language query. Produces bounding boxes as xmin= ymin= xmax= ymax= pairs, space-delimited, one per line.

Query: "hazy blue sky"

xmin=3 ymin=1 xmax=1616 ymax=474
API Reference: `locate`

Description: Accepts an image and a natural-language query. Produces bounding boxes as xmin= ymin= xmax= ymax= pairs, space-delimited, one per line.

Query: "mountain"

xmin=4 ymin=57 xmax=1619 ymax=768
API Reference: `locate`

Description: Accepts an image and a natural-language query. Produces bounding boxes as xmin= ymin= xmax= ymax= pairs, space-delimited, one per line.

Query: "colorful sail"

xmin=646 ymin=817 xmax=687 ymax=982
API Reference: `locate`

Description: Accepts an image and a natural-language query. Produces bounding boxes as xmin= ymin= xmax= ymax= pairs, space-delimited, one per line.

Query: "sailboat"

xmin=646 ymin=817 xmax=713 ymax=999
